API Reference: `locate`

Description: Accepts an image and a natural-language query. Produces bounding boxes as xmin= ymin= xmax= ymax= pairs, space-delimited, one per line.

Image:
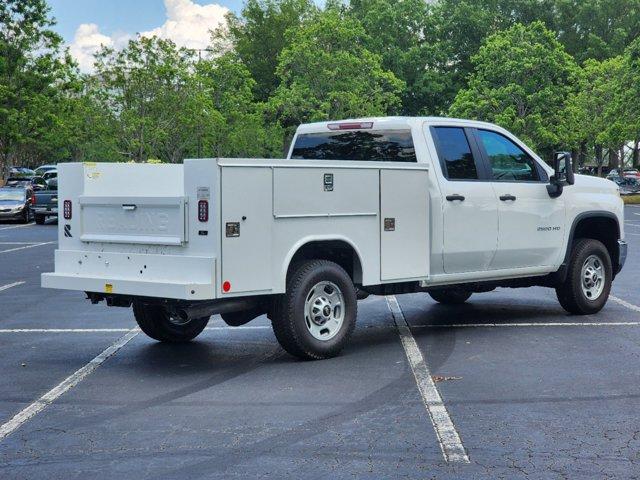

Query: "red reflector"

xmin=63 ymin=200 xmax=72 ymax=220
xmin=328 ymin=122 xmax=373 ymax=131
xmin=198 ymin=200 xmax=209 ymax=222
xmin=32 ymin=195 xmax=37 ymax=205
xmin=222 ymin=281 xmax=231 ymax=293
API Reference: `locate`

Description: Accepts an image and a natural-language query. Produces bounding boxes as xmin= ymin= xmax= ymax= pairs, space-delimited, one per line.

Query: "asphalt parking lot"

xmin=0 ymin=207 xmax=639 ymax=479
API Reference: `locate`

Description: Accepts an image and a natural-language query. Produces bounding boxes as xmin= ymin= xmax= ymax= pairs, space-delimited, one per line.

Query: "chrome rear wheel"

xmin=304 ymin=281 xmax=345 ymax=341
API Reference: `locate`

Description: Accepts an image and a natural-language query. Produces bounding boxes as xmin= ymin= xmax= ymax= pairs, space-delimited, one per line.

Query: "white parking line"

xmin=0 ymin=223 xmax=35 ymax=231
xmin=386 ymin=295 xmax=469 ymax=463
xmin=0 ymin=329 xmax=138 ymax=442
xmin=0 ymin=241 xmax=55 ymax=254
xmin=412 ymin=321 xmax=640 ymax=328
xmin=0 ymin=242 xmax=41 ymax=245
xmin=610 ymin=295 xmax=640 ymax=313
xmin=0 ymin=281 xmax=25 ymax=293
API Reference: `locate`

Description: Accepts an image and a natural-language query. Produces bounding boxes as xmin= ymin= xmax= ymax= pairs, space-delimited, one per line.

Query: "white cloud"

xmin=69 ymin=23 xmax=113 ymax=72
xmin=141 ymin=0 xmax=228 ymax=50
xmin=69 ymin=0 xmax=229 ymax=72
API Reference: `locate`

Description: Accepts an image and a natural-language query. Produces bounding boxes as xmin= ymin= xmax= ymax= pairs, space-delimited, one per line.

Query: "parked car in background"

xmin=43 ymin=169 xmax=57 ymax=180
xmin=610 ymin=176 xmax=640 ymax=195
xmin=8 ymin=167 xmax=35 ymax=178
xmin=0 ymin=187 xmax=33 ymax=223
xmin=34 ymin=164 xmax=57 ymax=177
xmin=4 ymin=176 xmax=48 ymax=191
xmin=31 ymin=185 xmax=58 ymax=224
xmin=623 ymin=169 xmax=640 ymax=179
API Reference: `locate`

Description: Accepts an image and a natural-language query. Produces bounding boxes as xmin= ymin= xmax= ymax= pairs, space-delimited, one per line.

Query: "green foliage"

xmin=349 ymin=0 xmax=443 ymax=114
xmin=198 ymin=52 xmax=283 ymax=157
xmin=554 ymin=0 xmax=640 ymax=62
xmin=268 ymin=8 xmax=404 ymax=130
xmin=563 ymin=57 xmax=627 ymax=150
xmin=223 ymin=0 xmax=316 ymax=101
xmin=0 ymin=0 xmax=75 ymax=173
xmin=4 ymin=0 xmax=640 ymax=170
xmin=450 ymin=22 xmax=579 ymax=157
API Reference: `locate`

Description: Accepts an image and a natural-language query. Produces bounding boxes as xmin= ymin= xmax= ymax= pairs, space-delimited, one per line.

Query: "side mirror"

xmin=547 ymin=151 xmax=575 ymax=198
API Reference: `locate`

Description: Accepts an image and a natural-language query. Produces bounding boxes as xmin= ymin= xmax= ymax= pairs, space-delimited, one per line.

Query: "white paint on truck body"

xmin=42 ymin=116 xmax=625 ymax=301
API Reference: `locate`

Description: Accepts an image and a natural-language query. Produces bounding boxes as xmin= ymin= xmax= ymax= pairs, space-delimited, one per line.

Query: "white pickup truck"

xmin=43 ymin=117 xmax=627 ymax=360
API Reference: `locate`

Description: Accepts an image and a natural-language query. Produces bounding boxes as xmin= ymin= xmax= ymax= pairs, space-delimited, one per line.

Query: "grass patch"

xmin=623 ymin=194 xmax=640 ymax=204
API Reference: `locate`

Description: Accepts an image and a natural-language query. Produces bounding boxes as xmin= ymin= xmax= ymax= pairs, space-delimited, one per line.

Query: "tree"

xmin=348 ymin=0 xmax=446 ymax=115
xmin=92 ymin=36 xmax=223 ymax=163
xmin=426 ymin=0 xmax=557 ymax=110
xmin=553 ymin=0 xmax=640 ymax=63
xmin=197 ymin=52 xmax=283 ymax=158
xmin=222 ymin=0 xmax=316 ymax=101
xmin=268 ymin=9 xmax=404 ymax=132
xmin=563 ymin=57 xmax=627 ymax=174
xmin=450 ymin=22 xmax=578 ymax=157
xmin=0 ymin=0 xmax=75 ymax=174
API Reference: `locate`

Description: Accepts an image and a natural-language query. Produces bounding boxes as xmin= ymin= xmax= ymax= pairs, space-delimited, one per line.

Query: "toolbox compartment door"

xmin=380 ymin=169 xmax=430 ymax=281
xmin=79 ymin=195 xmax=187 ymax=246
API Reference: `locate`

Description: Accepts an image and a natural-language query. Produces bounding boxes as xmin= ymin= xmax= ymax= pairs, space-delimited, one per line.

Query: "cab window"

xmin=477 ymin=130 xmax=540 ymax=182
xmin=290 ymin=130 xmax=417 ymax=162
xmin=431 ymin=127 xmax=479 ymax=180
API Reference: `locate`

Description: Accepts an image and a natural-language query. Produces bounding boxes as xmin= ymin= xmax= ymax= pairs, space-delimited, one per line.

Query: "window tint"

xmin=432 ymin=127 xmax=478 ymax=180
xmin=291 ymin=130 xmax=416 ymax=162
xmin=477 ymin=130 xmax=540 ymax=182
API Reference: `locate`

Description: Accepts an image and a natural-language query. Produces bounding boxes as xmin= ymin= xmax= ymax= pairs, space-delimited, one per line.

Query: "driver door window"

xmin=476 ymin=130 xmax=540 ymax=182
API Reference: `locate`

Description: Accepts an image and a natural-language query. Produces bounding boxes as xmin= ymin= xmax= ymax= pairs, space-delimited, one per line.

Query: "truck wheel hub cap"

xmin=581 ymin=255 xmax=605 ymax=300
xmin=305 ymin=281 xmax=345 ymax=341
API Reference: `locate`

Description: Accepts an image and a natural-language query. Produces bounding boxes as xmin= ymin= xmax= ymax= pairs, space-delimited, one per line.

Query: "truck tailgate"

xmin=42 ymin=161 xmax=219 ymax=300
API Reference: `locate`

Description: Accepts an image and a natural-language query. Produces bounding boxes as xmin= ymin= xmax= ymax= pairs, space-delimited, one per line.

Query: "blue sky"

xmin=48 ymin=0 xmax=245 ymax=43
xmin=48 ymin=0 xmax=324 ymax=72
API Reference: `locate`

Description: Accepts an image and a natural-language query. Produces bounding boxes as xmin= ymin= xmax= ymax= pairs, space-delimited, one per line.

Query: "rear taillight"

xmin=32 ymin=195 xmax=37 ymax=205
xmin=198 ymin=200 xmax=208 ymax=222
xmin=63 ymin=200 xmax=72 ymax=220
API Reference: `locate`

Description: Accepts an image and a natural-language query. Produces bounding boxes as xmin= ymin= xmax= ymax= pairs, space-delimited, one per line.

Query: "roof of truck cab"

xmin=295 ymin=117 xmax=505 ymax=134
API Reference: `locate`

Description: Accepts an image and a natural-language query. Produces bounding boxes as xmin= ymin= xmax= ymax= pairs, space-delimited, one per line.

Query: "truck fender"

xmin=556 ymin=211 xmax=621 ymax=282
xmin=279 ymin=235 xmax=366 ymax=293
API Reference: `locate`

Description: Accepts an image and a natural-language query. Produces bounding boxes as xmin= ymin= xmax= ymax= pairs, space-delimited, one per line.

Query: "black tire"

xmin=132 ymin=303 xmax=209 ymax=342
xmin=21 ymin=209 xmax=30 ymax=224
xmin=556 ymin=239 xmax=612 ymax=315
xmin=429 ymin=289 xmax=472 ymax=305
xmin=35 ymin=214 xmax=45 ymax=225
xmin=271 ymin=260 xmax=357 ymax=360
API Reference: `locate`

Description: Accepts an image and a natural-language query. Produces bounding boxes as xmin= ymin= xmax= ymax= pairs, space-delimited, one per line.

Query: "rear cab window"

xmin=290 ymin=130 xmax=417 ymax=162
xmin=430 ymin=126 xmax=481 ymax=180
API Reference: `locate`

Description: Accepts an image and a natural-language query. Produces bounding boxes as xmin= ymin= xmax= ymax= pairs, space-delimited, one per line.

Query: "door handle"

xmin=499 ymin=194 xmax=517 ymax=202
xmin=446 ymin=194 xmax=465 ymax=202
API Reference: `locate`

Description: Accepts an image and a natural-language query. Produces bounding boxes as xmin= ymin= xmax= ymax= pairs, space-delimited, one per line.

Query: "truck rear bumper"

xmin=42 ymin=250 xmax=217 ymax=301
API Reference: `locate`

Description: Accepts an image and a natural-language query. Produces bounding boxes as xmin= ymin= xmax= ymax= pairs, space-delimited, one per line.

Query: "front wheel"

xmin=271 ymin=260 xmax=357 ymax=360
xmin=133 ymin=303 xmax=209 ymax=342
xmin=556 ymin=239 xmax=612 ymax=315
